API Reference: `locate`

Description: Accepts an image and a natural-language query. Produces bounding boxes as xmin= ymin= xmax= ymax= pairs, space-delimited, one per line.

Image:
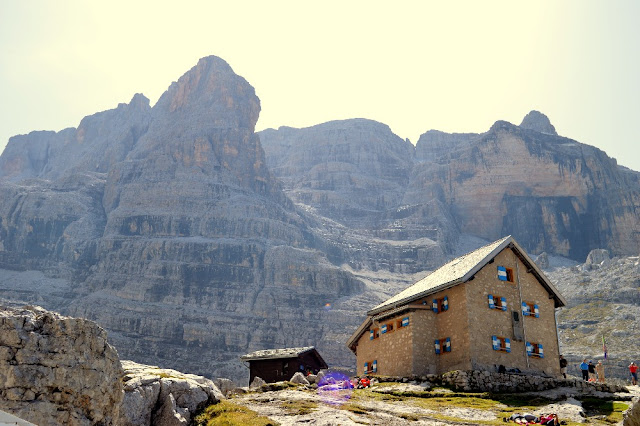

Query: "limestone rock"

xmin=585 ymin=249 xmax=610 ymax=265
xmin=0 ymin=55 xmax=364 ymax=381
xmin=250 ymin=376 xmax=266 ymax=390
xmin=520 ymin=110 xmax=558 ymax=135
xmin=290 ymin=372 xmax=310 ymax=385
xmin=119 ymin=360 xmax=223 ymax=426
xmin=535 ymin=252 xmax=549 ymax=269
xmin=0 ymin=305 xmax=123 ymax=426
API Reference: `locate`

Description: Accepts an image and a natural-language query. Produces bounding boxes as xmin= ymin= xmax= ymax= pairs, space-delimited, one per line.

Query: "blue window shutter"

xmin=505 ymin=338 xmax=511 ymax=353
xmin=522 ymin=302 xmax=529 ymax=316
xmin=488 ymin=294 xmax=495 ymax=309
xmin=445 ymin=337 xmax=451 ymax=352
xmin=402 ymin=317 xmax=409 ymax=327
xmin=501 ymin=297 xmax=507 ymax=311
xmin=432 ymin=299 xmax=439 ymax=313
xmin=443 ymin=296 xmax=449 ymax=311
xmin=497 ymin=266 xmax=507 ymax=281
xmin=369 ymin=330 xmax=374 ymax=340
xmin=364 ymin=362 xmax=368 ymax=372
xmin=381 ymin=325 xmax=387 ymax=334
xmin=434 ymin=339 xmax=441 ymax=354
xmin=526 ymin=342 xmax=532 ymax=356
xmin=534 ymin=304 xmax=540 ymax=318
xmin=538 ymin=344 xmax=544 ymax=358
xmin=492 ymin=335 xmax=499 ymax=351
xmin=373 ymin=360 xmax=378 ymax=372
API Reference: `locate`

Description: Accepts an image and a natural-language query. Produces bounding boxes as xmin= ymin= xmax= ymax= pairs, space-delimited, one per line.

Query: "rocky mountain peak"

xmin=520 ymin=110 xmax=557 ymax=135
xmin=153 ymin=55 xmax=259 ymax=131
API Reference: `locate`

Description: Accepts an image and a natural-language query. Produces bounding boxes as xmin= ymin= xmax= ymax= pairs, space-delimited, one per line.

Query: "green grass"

xmin=193 ymin=400 xmax=279 ymax=426
xmin=280 ymin=399 xmax=318 ymax=415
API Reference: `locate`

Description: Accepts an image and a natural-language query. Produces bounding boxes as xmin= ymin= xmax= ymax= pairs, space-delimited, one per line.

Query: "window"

xmin=382 ymin=322 xmax=394 ymax=334
xmin=435 ymin=337 xmax=451 ymax=354
xmin=497 ymin=266 xmax=514 ymax=282
xmin=526 ymin=342 xmax=544 ymax=358
xmin=492 ymin=335 xmax=511 ymax=352
xmin=364 ymin=360 xmax=378 ymax=373
xmin=432 ymin=296 xmax=449 ymax=313
xmin=488 ymin=294 xmax=507 ymax=311
xmin=522 ymin=302 xmax=539 ymax=318
xmin=369 ymin=327 xmax=380 ymax=340
xmin=399 ymin=316 xmax=410 ymax=328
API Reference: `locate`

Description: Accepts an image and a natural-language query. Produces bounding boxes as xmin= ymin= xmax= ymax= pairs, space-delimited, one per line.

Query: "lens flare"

xmin=316 ymin=371 xmax=353 ymax=405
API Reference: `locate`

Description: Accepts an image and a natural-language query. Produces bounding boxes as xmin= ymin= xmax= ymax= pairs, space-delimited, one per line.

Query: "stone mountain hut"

xmin=346 ymin=236 xmax=567 ymax=378
xmin=240 ymin=346 xmax=328 ymax=384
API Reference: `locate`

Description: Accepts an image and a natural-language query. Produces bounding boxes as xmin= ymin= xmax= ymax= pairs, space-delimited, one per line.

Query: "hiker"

xmin=539 ymin=413 xmax=561 ymax=425
xmin=595 ymin=361 xmax=605 ymax=383
xmin=587 ymin=360 xmax=596 ymax=381
xmin=579 ymin=359 xmax=589 ymax=381
xmin=504 ymin=413 xmax=539 ymax=424
xmin=559 ymin=355 xmax=567 ymax=379
xmin=630 ymin=362 xmax=638 ymax=385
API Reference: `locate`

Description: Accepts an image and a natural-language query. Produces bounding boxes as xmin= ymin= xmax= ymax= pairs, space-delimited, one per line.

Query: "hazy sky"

xmin=2 ymin=1 xmax=639 ymax=171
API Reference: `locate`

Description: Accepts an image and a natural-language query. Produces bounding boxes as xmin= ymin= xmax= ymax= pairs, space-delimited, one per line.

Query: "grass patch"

xmin=341 ymin=402 xmax=369 ymax=415
xmin=580 ymin=398 xmax=629 ymax=424
xmin=409 ymin=395 xmax=500 ymax=411
xmin=193 ymin=400 xmax=279 ymax=426
xmin=280 ymin=399 xmax=318 ymax=415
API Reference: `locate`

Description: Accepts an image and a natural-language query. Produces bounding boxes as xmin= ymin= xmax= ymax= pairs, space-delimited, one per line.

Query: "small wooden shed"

xmin=240 ymin=346 xmax=328 ymax=384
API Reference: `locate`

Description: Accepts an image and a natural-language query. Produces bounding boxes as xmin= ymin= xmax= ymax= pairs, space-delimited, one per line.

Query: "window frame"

xmin=432 ymin=295 xmax=449 ymax=314
xmin=526 ymin=342 xmax=544 ymax=358
xmin=492 ymin=335 xmax=511 ymax=353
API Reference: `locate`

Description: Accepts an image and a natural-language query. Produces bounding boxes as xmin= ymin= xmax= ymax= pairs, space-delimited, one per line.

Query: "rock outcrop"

xmin=120 ymin=360 xmax=223 ymax=426
xmin=520 ymin=110 xmax=558 ymax=135
xmin=0 ymin=305 xmax=123 ymax=426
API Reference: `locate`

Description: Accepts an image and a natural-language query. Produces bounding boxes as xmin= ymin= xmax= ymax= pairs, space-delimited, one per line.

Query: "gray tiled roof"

xmin=240 ymin=346 xmax=316 ymax=361
xmin=368 ymin=236 xmax=511 ymax=315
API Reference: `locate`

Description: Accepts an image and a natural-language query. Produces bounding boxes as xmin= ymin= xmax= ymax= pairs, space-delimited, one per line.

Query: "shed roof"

xmin=240 ymin=346 xmax=317 ymax=361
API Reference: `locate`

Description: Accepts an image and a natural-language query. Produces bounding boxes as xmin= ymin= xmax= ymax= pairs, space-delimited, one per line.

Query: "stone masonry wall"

xmin=412 ymin=284 xmax=471 ymax=375
xmin=466 ymin=248 xmax=561 ymax=376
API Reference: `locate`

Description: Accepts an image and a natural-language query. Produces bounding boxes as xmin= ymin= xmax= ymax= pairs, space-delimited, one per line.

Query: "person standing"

xmin=580 ymin=359 xmax=589 ymax=381
xmin=630 ymin=362 xmax=638 ymax=385
xmin=595 ymin=361 xmax=605 ymax=383
xmin=588 ymin=360 xmax=596 ymax=381
xmin=559 ymin=355 xmax=568 ymax=379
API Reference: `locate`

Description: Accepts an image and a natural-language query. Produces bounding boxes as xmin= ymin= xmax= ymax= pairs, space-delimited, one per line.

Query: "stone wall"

xmin=466 ymin=248 xmax=561 ymax=376
xmin=440 ymin=370 xmax=629 ymax=394
xmin=0 ymin=305 xmax=123 ymax=426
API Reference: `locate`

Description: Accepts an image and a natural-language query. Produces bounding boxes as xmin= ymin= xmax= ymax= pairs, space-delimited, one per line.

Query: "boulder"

xmin=249 ymin=376 xmax=267 ymax=390
xmin=119 ymin=360 xmax=223 ymax=426
xmin=0 ymin=305 xmax=123 ymax=426
xmin=290 ymin=372 xmax=310 ymax=385
xmin=535 ymin=252 xmax=549 ymax=269
xmin=586 ymin=249 xmax=610 ymax=266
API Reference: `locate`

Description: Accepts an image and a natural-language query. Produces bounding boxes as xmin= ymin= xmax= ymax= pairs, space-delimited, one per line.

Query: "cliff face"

xmin=0 ymin=56 xmax=364 ymax=380
xmin=262 ymin=113 xmax=640 ymax=262
xmin=410 ymin=120 xmax=640 ymax=260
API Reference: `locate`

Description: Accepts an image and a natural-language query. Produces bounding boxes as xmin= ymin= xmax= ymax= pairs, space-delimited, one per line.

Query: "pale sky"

xmin=1 ymin=1 xmax=639 ymax=171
